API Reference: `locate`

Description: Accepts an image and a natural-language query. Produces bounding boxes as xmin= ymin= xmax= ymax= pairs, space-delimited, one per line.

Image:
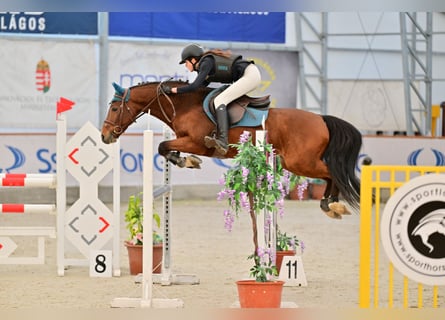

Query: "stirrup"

xmin=214 ymin=141 xmax=228 ymax=155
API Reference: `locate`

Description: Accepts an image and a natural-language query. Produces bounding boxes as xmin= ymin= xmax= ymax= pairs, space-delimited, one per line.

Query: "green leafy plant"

xmin=218 ymin=131 xmax=289 ymax=282
xmin=124 ymin=192 xmax=162 ymax=245
xmin=276 ymin=227 xmax=304 ymax=252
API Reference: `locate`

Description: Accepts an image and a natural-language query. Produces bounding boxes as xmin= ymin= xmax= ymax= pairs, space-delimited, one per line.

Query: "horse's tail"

xmin=322 ymin=115 xmax=362 ymax=209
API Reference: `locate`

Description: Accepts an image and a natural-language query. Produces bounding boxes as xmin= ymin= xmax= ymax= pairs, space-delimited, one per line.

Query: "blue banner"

xmin=0 ymin=0 xmax=443 ymax=12
xmin=109 ymin=12 xmax=285 ymax=43
xmin=0 ymin=12 xmax=97 ymax=35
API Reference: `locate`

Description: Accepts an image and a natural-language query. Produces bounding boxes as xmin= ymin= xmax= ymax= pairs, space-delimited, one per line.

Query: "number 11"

xmin=286 ymin=259 xmax=297 ymax=279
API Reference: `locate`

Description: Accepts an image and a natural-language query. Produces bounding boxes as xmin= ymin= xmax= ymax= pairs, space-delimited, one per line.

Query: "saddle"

xmin=203 ymin=86 xmax=270 ymax=127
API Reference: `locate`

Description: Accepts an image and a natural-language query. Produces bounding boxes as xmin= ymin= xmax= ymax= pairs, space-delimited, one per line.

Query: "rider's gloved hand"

xmin=161 ymin=84 xmax=172 ymax=94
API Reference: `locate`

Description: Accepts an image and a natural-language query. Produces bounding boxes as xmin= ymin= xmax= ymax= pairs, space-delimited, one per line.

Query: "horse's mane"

xmin=130 ymin=80 xmax=212 ymax=96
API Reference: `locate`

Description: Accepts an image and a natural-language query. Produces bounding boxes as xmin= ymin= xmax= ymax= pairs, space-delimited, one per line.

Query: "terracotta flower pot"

xmin=124 ymin=241 xmax=163 ymax=275
xmin=310 ymin=182 xmax=326 ymax=200
xmin=236 ymin=280 xmax=285 ymax=308
xmin=275 ymin=250 xmax=296 ymax=274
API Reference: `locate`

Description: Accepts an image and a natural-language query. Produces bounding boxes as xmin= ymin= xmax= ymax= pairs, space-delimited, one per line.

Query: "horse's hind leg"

xmin=319 ymin=180 xmax=351 ymax=219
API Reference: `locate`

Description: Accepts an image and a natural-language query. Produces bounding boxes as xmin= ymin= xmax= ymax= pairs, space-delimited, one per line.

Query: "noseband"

xmin=104 ymin=83 xmax=176 ymax=138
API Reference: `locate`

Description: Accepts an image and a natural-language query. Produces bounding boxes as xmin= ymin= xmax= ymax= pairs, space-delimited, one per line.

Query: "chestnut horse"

xmin=101 ymin=81 xmax=362 ymax=219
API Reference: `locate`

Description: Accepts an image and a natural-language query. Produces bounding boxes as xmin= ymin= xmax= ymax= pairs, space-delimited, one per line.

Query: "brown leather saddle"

xmin=206 ymin=90 xmax=270 ymax=125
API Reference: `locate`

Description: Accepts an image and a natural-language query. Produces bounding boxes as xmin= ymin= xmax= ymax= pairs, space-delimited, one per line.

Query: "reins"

xmin=105 ymin=82 xmax=177 ymax=136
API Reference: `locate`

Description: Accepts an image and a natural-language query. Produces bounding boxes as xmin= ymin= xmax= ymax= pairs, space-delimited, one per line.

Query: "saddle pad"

xmin=203 ymin=87 xmax=269 ymax=128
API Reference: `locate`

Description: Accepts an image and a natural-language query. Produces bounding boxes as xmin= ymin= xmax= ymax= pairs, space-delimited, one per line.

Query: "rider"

xmin=162 ymin=43 xmax=261 ymax=156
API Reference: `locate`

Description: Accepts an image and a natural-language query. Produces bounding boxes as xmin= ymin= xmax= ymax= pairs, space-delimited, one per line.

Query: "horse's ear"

xmin=112 ymin=82 xmax=125 ymax=95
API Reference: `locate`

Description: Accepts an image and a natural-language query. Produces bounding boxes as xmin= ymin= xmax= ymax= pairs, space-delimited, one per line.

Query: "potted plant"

xmin=308 ymin=178 xmax=327 ymax=200
xmin=124 ymin=192 xmax=163 ymax=275
xmin=275 ymin=227 xmax=304 ymax=274
xmin=218 ymin=131 xmax=289 ymax=308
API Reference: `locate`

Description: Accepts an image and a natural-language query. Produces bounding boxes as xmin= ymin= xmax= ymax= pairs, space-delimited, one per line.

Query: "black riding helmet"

xmin=179 ymin=43 xmax=204 ymax=64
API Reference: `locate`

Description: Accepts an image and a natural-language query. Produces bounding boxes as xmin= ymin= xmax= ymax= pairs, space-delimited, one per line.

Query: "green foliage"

xmin=276 ymin=228 xmax=299 ymax=252
xmin=124 ymin=192 xmax=162 ymax=245
xmin=248 ymin=253 xmax=278 ymax=283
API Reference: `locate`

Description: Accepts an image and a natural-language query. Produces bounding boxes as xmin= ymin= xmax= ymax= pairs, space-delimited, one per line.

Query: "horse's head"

xmin=101 ymin=82 xmax=160 ymax=144
xmin=101 ymin=80 xmax=207 ymax=144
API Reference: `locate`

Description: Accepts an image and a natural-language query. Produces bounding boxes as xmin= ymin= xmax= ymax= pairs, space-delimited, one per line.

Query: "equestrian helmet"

xmin=179 ymin=44 xmax=204 ymax=64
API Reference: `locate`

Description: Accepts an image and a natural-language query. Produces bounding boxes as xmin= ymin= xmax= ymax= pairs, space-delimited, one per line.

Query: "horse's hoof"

xmin=320 ymin=198 xmax=330 ymax=212
xmin=185 ymin=155 xmax=202 ymax=169
xmin=176 ymin=157 xmax=186 ymax=168
xmin=324 ymin=210 xmax=342 ymax=219
xmin=328 ymin=202 xmax=351 ymax=215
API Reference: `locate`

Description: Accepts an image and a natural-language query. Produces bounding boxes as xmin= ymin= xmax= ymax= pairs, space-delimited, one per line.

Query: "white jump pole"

xmin=111 ymin=129 xmax=183 ymax=308
xmin=0 ymin=174 xmax=57 ymax=188
xmin=0 ymin=204 xmax=57 ymax=214
xmin=141 ymin=129 xmax=154 ymax=306
xmin=56 ymin=114 xmax=67 ymax=276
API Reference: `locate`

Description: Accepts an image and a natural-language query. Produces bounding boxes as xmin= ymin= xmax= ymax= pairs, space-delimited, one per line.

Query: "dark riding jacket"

xmin=176 ymin=54 xmax=253 ymax=94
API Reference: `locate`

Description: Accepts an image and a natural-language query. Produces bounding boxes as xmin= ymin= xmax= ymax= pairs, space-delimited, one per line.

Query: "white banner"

xmin=328 ymin=80 xmax=423 ymax=132
xmin=0 ymin=130 xmax=230 ymax=186
xmin=1 ymin=130 xmax=445 ymax=187
xmin=0 ymin=39 xmax=97 ymax=130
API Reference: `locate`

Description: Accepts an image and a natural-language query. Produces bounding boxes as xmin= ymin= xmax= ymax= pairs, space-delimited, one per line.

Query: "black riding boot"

xmin=205 ymin=104 xmax=229 ymax=155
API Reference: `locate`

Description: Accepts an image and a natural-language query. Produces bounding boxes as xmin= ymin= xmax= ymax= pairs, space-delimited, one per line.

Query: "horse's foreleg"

xmin=164 ymin=150 xmax=186 ymax=168
xmin=158 ymin=139 xmax=203 ymax=169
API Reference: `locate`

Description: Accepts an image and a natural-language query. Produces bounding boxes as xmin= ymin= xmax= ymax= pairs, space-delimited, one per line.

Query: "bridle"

xmin=104 ymin=82 xmax=176 ymax=138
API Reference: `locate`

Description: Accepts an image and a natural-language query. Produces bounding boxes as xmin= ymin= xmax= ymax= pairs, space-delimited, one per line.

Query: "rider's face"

xmin=185 ymin=59 xmax=195 ymax=72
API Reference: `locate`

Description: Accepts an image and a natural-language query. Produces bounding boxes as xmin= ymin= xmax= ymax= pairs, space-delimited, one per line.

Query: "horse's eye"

xmin=111 ymin=107 xmax=118 ymax=112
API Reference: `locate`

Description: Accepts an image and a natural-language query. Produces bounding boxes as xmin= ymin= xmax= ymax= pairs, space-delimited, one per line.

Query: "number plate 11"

xmin=278 ymin=255 xmax=307 ymax=286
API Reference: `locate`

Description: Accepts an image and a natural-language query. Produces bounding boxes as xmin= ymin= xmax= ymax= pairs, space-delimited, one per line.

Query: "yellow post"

xmin=359 ymin=165 xmax=373 ymax=308
xmin=431 ymin=104 xmax=440 ymax=137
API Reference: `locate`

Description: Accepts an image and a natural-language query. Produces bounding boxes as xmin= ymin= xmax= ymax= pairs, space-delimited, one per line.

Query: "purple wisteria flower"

xmin=239 ymin=192 xmax=250 ymax=211
xmin=239 ymin=131 xmax=251 ymax=143
xmin=300 ymin=240 xmax=306 ymax=254
xmin=223 ymin=209 xmax=235 ymax=232
xmin=297 ymin=179 xmax=309 ymax=200
xmin=266 ymin=172 xmax=274 ymax=190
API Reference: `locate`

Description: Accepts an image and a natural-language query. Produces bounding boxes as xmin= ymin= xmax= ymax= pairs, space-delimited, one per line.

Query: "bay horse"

xmin=101 ymin=81 xmax=362 ymax=219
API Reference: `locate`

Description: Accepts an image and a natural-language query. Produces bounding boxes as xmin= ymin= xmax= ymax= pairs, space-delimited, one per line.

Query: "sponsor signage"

xmin=1 ymin=135 xmax=445 ymax=187
xmin=0 ymin=12 xmax=283 ymax=42
xmin=109 ymin=12 xmax=285 ymax=43
xmin=0 ymin=12 xmax=97 ymax=35
xmin=381 ymin=174 xmax=445 ymax=286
